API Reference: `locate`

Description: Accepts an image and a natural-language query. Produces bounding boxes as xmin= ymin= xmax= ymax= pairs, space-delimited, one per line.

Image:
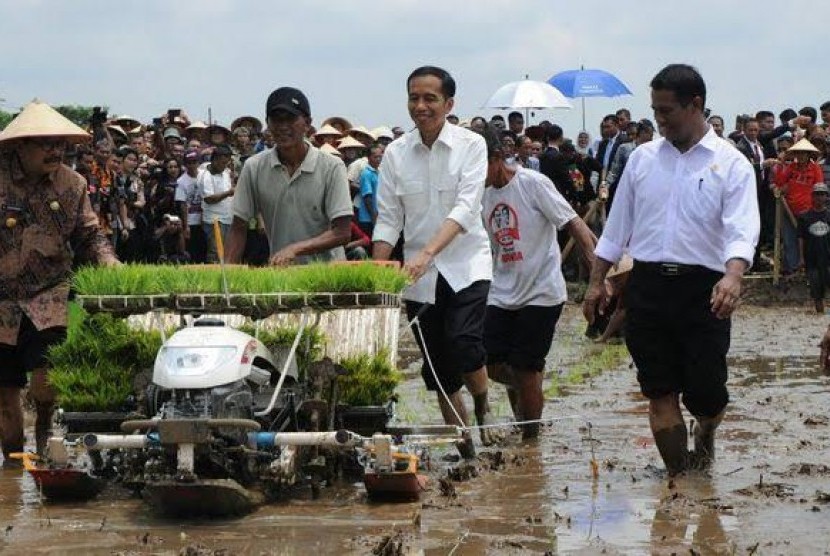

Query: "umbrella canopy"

xmin=548 ymin=68 xmax=632 ymax=131
xmin=548 ymin=68 xmax=632 ymax=98
xmin=482 ymin=80 xmax=572 ymax=110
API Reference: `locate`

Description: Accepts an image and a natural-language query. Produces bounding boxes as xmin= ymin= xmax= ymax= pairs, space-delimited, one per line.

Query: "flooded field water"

xmin=0 ymin=305 xmax=828 ymax=555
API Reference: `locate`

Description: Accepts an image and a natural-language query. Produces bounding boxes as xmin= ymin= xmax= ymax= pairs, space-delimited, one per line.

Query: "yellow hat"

xmin=0 ymin=99 xmax=91 ymax=144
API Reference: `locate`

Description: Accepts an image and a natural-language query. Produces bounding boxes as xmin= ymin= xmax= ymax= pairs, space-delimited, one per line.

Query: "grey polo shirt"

xmin=233 ymin=143 xmax=353 ymax=263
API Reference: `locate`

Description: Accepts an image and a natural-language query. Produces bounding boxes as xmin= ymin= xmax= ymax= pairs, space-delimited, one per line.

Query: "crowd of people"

xmin=51 ymin=90 xmax=830 ymax=292
xmin=0 ymin=60 xmax=828 ymax=480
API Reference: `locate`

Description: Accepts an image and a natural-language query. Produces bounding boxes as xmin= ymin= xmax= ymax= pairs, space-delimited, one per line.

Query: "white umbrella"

xmin=482 ymin=79 xmax=572 ymax=111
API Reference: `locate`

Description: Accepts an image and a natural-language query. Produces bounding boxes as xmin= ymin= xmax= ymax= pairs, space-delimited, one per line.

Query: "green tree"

xmin=0 ymin=109 xmax=14 ymax=131
xmin=54 ymin=105 xmax=106 ymax=127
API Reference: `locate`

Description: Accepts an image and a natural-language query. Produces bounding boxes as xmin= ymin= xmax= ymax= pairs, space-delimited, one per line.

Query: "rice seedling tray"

xmin=77 ymin=292 xmax=402 ymax=316
xmin=75 ymin=294 xmax=171 ymax=315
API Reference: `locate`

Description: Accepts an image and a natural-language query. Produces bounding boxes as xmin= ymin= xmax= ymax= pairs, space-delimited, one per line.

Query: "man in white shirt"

xmin=479 ymin=125 xmax=596 ymax=440
xmin=373 ymin=66 xmax=495 ymax=456
xmin=198 ymin=144 xmax=234 ymax=263
xmin=175 ymin=149 xmax=206 ymax=263
xmin=583 ymin=64 xmax=760 ymax=476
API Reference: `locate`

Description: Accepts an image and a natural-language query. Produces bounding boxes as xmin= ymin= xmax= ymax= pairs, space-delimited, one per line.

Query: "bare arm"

xmin=564 ymin=216 xmax=597 ymax=269
xmin=269 ymin=216 xmax=352 ymax=266
xmin=404 ymin=219 xmax=463 ymax=280
xmin=224 ymin=216 xmax=249 ymax=264
xmin=373 ymin=240 xmax=394 ymax=260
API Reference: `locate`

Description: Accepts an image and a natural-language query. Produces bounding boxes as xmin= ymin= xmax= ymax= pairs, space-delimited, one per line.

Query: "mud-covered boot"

xmin=456 ymin=431 xmax=476 ymax=460
xmin=690 ymin=419 xmax=717 ymax=471
xmin=0 ymin=388 xmax=24 ymax=468
xmin=653 ymin=424 xmax=689 ymax=476
xmin=34 ymin=403 xmax=54 ymax=457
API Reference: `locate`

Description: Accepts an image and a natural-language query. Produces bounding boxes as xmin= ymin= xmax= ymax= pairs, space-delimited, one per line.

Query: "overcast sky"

xmin=2 ymin=0 xmax=827 ymax=139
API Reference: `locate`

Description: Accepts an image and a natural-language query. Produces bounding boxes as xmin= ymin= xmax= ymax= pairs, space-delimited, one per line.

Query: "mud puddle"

xmin=0 ymin=305 xmax=828 ymax=554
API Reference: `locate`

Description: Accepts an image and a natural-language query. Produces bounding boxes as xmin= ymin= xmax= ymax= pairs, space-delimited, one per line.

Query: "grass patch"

xmin=545 ymin=342 xmax=629 ymax=398
xmin=336 ymin=349 xmax=402 ymax=407
xmin=72 ymin=263 xmax=409 ymax=296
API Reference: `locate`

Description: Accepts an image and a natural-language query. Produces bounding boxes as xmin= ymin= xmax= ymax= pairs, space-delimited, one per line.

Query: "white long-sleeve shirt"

xmin=373 ymin=123 xmax=493 ymax=303
xmin=595 ymin=127 xmax=759 ymax=272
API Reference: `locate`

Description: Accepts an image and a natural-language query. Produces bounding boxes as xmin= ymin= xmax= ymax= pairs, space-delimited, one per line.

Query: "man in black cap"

xmin=226 ymin=87 xmax=352 ymax=265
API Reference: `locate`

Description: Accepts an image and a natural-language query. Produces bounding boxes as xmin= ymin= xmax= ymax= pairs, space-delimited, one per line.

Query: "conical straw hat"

xmin=371 ymin=126 xmax=394 ymax=140
xmin=348 ymin=125 xmax=376 ymax=141
xmin=788 ymin=138 xmax=820 ymax=153
xmin=314 ymin=124 xmax=342 ymax=138
xmin=231 ymin=115 xmax=262 ymax=133
xmin=113 ymin=115 xmax=141 ymax=129
xmin=0 ymin=99 xmax=91 ymax=144
xmin=337 ymin=136 xmax=366 ymax=150
xmin=319 ymin=143 xmax=342 ymax=157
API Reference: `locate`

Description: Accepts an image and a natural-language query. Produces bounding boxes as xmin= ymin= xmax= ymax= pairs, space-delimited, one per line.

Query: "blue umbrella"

xmin=548 ymin=67 xmax=632 ymax=131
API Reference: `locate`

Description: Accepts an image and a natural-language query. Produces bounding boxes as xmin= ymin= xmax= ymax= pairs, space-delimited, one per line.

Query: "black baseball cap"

xmin=266 ymin=87 xmax=311 ymax=118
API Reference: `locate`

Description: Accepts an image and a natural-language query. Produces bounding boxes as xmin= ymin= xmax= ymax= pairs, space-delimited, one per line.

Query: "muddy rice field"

xmin=0 ymin=299 xmax=828 ymax=555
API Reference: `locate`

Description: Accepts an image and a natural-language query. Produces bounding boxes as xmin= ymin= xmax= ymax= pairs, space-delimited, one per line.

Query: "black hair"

xmin=779 ymin=108 xmax=797 ymax=121
xmin=545 ymin=124 xmax=564 ymax=143
xmin=821 ymin=101 xmax=830 ymax=112
xmin=559 ymin=140 xmax=577 ymax=155
xmin=116 ymin=146 xmax=138 ymax=159
xmin=649 ymin=64 xmax=707 ymax=109
xmin=615 ymin=108 xmax=631 ymax=119
xmin=601 ymin=114 xmax=619 ymax=125
xmin=475 ymin=123 xmax=503 ymax=159
xmin=406 ymin=66 xmax=456 ymax=98
xmin=490 ymin=114 xmax=505 ymax=122
xmin=508 ymin=111 xmax=523 ymax=122
xmin=471 ymin=116 xmax=487 ymax=126
xmin=211 ymin=144 xmax=233 ymax=160
xmin=368 ymin=142 xmax=385 ymax=156
xmin=755 ymin=110 xmax=774 ymax=120
xmin=499 ymin=130 xmax=518 ymax=144
xmin=799 ymin=106 xmax=818 ymax=123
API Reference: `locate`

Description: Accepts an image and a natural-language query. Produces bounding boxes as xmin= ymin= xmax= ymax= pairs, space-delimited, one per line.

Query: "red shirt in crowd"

xmin=773 ymin=160 xmax=824 ymax=215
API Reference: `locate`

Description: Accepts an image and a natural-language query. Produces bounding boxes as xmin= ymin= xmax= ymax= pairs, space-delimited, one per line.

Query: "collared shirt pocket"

xmin=436 ymin=178 xmax=458 ymax=212
xmin=396 ymin=179 xmax=426 ymax=214
xmin=681 ymin=169 xmax=723 ymax=223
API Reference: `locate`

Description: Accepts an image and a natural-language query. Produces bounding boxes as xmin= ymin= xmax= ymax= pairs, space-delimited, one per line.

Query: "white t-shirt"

xmin=483 ymin=167 xmax=577 ymax=309
xmin=175 ymin=171 xmax=202 ymax=226
xmin=198 ymin=166 xmax=234 ymax=225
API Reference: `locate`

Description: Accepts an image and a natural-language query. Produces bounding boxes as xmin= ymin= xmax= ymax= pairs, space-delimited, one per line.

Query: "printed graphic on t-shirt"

xmin=809 ymin=220 xmax=830 ymax=237
xmin=187 ymin=187 xmax=203 ymax=214
xmin=488 ymin=203 xmax=523 ymax=263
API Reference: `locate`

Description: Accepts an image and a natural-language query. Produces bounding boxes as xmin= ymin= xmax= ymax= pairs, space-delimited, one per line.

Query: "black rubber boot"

xmin=653 ymin=424 xmax=689 ymax=476
xmin=690 ymin=419 xmax=717 ymax=471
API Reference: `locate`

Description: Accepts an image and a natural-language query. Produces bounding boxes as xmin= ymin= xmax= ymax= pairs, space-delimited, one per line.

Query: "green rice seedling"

xmin=335 ymin=349 xmax=402 ymax=407
xmin=545 ymin=343 xmax=629 ymax=398
xmin=48 ymin=313 xmax=164 ymax=411
xmin=72 ymin=263 xmax=409 ymax=296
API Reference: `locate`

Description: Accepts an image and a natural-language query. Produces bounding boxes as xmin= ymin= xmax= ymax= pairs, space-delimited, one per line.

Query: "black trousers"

xmin=623 ymin=262 xmax=730 ymax=418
